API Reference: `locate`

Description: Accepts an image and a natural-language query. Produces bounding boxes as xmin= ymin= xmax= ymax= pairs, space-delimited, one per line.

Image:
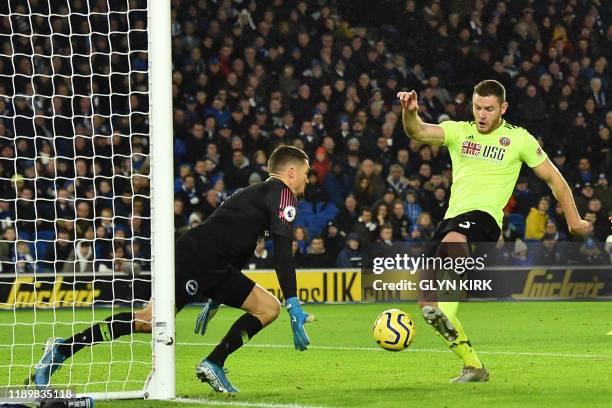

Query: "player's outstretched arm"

xmin=397 ymin=91 xmax=445 ymax=146
xmin=532 ymin=159 xmax=593 ymax=237
xmin=271 ymin=233 xmax=312 ymax=351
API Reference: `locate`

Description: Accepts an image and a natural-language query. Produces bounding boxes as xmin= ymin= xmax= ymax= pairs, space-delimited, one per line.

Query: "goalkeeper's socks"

xmin=447 ymin=316 xmax=483 ymax=369
xmin=206 ymin=313 xmax=263 ymax=366
xmin=58 ymin=312 xmax=135 ymax=358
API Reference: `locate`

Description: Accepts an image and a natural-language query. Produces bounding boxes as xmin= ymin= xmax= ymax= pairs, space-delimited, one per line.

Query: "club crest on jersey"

xmin=281 ymin=205 xmax=296 ymax=222
xmin=499 ymin=136 xmax=511 ymax=146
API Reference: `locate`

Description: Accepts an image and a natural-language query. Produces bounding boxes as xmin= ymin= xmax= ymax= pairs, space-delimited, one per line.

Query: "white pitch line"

xmin=175 ymin=397 xmax=326 ymax=408
xmin=176 ymin=342 xmax=608 ymax=359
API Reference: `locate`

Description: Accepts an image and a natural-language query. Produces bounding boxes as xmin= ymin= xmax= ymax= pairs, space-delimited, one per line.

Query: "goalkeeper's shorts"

xmin=174 ymin=238 xmax=256 ymax=312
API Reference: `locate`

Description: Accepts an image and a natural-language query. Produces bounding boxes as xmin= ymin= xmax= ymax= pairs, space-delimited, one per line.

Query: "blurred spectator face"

xmin=393 ymin=202 xmax=404 ymax=218
xmin=310 ymin=238 xmax=324 ymax=253
xmin=192 ymin=123 xmax=206 ymax=139
xmin=327 ymin=224 xmax=338 ymax=237
xmin=376 ymin=137 xmax=388 ymax=151
xmin=294 ymin=227 xmax=305 ymax=241
xmin=292 ymin=240 xmax=299 ymax=255
xmin=389 ymin=165 xmax=403 ymax=181
xmin=599 ymin=127 xmax=609 ymax=141
xmin=578 ymin=158 xmax=590 ymax=171
xmin=345 ymin=196 xmax=357 ymax=212
xmin=79 ymin=242 xmax=91 ymax=258
xmin=526 ymin=85 xmax=537 ymax=98
xmin=591 ymin=78 xmax=601 ymax=93
xmin=543 ymin=236 xmax=557 ymax=249
xmin=538 ymin=198 xmax=549 ymax=213
xmin=361 ymin=209 xmax=372 ymax=222
xmin=194 ymin=161 xmax=205 ymax=174
xmin=418 ymin=213 xmax=431 ymax=227
xmin=206 ymin=190 xmax=218 ymax=206
xmin=418 ymin=163 xmax=431 ymax=179
xmin=380 ymin=227 xmax=392 ymax=242
xmin=348 ymin=238 xmax=359 ymax=250
xmin=183 ymin=175 xmax=195 ymax=189
xmin=472 ymin=93 xmax=507 ymax=134
xmin=298 ymin=85 xmax=310 ymax=100
xmin=585 ymin=212 xmax=596 ymax=224
xmin=406 ymin=192 xmax=417 ymax=204
xmin=3 ymin=228 xmax=15 ymax=241
xmin=360 ymin=160 xmax=374 ymax=176
xmin=174 ymin=200 xmax=184 ymax=214
xmin=434 ymin=187 xmax=446 ymax=201
xmin=205 ymin=117 xmax=216 ymax=130
xmin=545 ymin=221 xmax=558 ymax=235
xmin=206 ymin=143 xmax=218 ymax=158
xmin=588 ymin=199 xmax=601 ymax=213
xmin=179 ymin=165 xmax=191 ymax=180
xmin=397 ymin=149 xmax=409 ymax=165
xmin=407 ymin=177 xmax=421 ymax=189
xmin=232 ymin=150 xmax=245 ymax=167
xmin=76 ymin=202 xmax=90 ymax=218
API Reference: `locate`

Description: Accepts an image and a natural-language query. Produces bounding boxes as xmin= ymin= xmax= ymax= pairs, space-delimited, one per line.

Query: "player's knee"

xmin=442 ymin=231 xmax=467 ymax=243
xmin=260 ymin=297 xmax=281 ymax=325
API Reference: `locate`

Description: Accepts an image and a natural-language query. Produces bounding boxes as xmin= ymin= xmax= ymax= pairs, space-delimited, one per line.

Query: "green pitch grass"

xmin=1 ymin=302 xmax=611 ymax=407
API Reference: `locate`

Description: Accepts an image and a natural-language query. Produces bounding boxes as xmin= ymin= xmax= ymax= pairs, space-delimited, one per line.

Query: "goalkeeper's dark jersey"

xmin=177 ymin=177 xmax=298 ymax=298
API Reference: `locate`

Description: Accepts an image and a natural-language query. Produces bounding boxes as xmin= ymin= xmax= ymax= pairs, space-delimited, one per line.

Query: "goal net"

xmin=0 ymin=0 xmax=174 ymax=400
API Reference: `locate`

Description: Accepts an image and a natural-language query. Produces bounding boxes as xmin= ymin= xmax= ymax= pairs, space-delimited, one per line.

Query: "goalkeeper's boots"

xmin=421 ymin=305 xmax=458 ymax=342
xmin=30 ymin=337 xmax=67 ymax=389
xmin=195 ymin=359 xmax=239 ymax=393
xmin=450 ymin=365 xmax=490 ymax=383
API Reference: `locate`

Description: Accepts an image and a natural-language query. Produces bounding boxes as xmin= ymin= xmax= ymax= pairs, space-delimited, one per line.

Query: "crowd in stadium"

xmin=0 ymin=0 xmax=611 ymax=273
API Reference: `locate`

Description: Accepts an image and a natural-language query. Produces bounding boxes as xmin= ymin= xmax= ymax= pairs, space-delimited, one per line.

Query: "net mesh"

xmin=0 ymin=0 xmax=152 ymax=394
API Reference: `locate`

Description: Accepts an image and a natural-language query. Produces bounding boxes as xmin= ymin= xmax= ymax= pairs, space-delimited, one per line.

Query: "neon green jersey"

xmin=440 ymin=120 xmax=547 ymax=228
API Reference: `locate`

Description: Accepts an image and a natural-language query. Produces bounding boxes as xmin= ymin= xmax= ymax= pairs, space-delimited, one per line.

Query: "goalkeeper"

xmin=397 ymin=80 xmax=592 ymax=383
xmin=30 ymin=145 xmax=312 ymax=393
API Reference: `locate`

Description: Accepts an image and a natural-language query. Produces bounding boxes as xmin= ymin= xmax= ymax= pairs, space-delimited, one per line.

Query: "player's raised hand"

xmin=286 ymin=297 xmax=312 ymax=351
xmin=396 ymin=91 xmax=418 ymax=112
xmin=568 ymin=219 xmax=593 ymax=237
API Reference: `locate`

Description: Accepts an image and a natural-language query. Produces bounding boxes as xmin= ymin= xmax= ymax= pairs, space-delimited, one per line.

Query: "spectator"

xmin=63 ymin=241 xmax=95 ymax=273
xmin=246 ymin=240 xmax=273 ymax=270
xmin=323 ymin=221 xmax=345 ymax=262
xmin=0 ymin=227 xmax=16 ymax=273
xmin=390 ymin=200 xmax=410 ymax=241
xmin=335 ymin=233 xmax=363 ymax=268
xmin=351 ymin=207 xmax=378 ymax=245
xmin=302 ymin=237 xmax=332 ymax=268
xmin=334 ymin=195 xmax=359 ymax=235
xmin=534 ymin=233 xmax=566 ymax=265
xmin=293 ymin=227 xmax=308 ymax=255
xmin=403 ymin=189 xmax=423 ymax=225
xmin=525 ymin=197 xmax=550 ymax=241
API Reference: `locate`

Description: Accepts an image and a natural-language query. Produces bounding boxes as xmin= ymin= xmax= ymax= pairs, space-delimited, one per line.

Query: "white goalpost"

xmin=0 ymin=0 xmax=175 ymax=401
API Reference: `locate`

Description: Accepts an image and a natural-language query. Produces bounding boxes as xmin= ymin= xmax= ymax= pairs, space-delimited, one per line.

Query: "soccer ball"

xmin=372 ymin=309 xmax=416 ymax=351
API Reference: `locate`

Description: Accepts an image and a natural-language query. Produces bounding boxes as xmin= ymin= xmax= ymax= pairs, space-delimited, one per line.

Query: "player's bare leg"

xmin=29 ymin=300 xmax=153 ymax=389
xmin=196 ymin=285 xmax=280 ymax=393
xmin=418 ymin=232 xmax=488 ymax=383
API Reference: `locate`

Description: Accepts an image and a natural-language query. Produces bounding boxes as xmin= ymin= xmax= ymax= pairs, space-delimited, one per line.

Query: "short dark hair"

xmin=473 ymin=79 xmax=506 ymax=103
xmin=267 ymin=145 xmax=308 ymax=172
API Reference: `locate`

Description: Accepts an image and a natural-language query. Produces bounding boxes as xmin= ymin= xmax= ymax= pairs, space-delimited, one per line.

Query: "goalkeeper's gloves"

xmin=194 ymin=298 xmax=220 ymax=335
xmin=286 ymin=297 xmax=311 ymax=351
